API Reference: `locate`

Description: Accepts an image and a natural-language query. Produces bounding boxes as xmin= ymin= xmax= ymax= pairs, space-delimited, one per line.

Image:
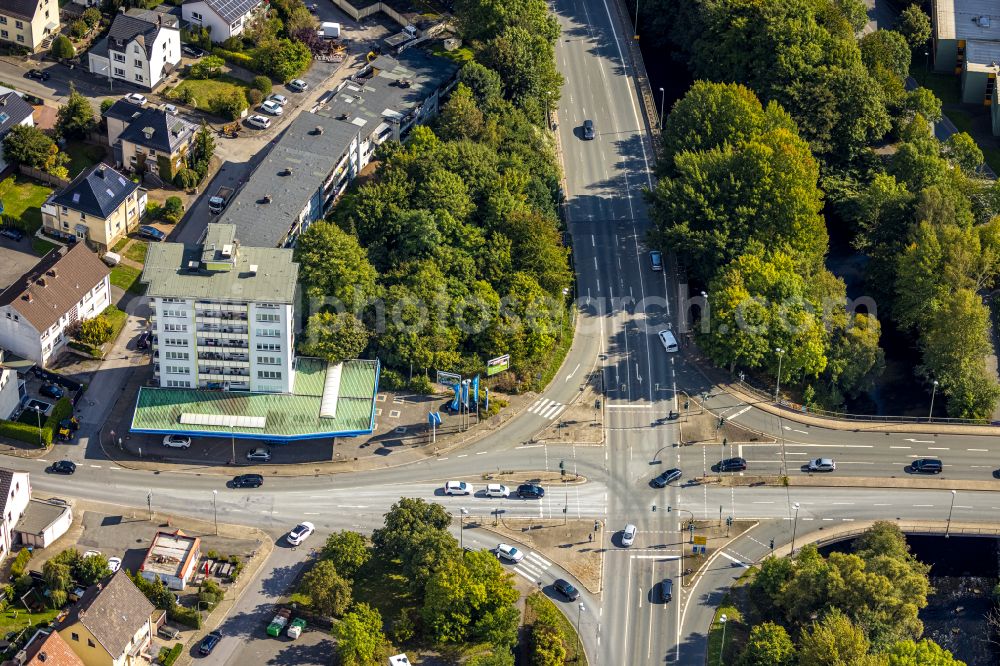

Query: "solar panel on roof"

xmin=118 ymin=177 xmax=127 ymax=186
xmin=106 ymin=189 xmax=114 ymax=197
xmin=207 ymin=0 xmax=260 ymax=23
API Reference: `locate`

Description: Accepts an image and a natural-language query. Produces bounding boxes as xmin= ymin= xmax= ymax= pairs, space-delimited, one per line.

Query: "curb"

xmin=718 ymin=474 xmax=1000 ymax=492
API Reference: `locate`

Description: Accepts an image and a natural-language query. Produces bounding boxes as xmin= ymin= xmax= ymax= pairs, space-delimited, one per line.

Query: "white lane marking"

xmin=629 ymin=555 xmax=680 ymax=559
xmin=904 ymin=438 xmax=935 ymax=443
xmin=927 ymin=447 xmax=949 ymax=451
xmin=968 ymin=448 xmax=989 ymax=452
xmin=476 ymin=451 xmax=487 ymax=455
xmin=522 ymin=444 xmax=545 ymax=449
xmin=89 ymin=465 xmax=101 ymax=468
xmin=783 ymin=426 xmax=808 ymax=435
xmin=719 ymin=551 xmax=749 ymax=568
xmin=457 ymin=454 xmax=468 ymax=458
xmin=751 ymin=501 xmax=775 ymax=504
xmin=336 ymin=505 xmax=369 ymax=508
xmin=913 ymin=504 xmax=934 ymax=507
xmin=832 ymin=502 xmax=855 ymax=505
xmin=873 ymin=503 xmax=892 ymax=506
xmin=842 ymin=518 xmax=855 ymax=522
xmin=109 ymin=467 xmax=121 ymax=470
xmin=890 ymin=446 xmax=911 ymax=449
xmin=438 ymin=457 xmax=449 ymax=461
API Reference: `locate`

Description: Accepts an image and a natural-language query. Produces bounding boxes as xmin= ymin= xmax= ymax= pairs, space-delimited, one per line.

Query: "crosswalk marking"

xmin=528 ymin=398 xmax=567 ymax=420
xmin=512 ymin=552 xmax=552 ymax=582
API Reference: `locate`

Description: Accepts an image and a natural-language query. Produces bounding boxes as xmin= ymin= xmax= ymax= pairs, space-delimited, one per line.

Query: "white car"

xmin=485 ymin=483 xmax=509 ymax=498
xmin=82 ymin=550 xmax=100 ymax=559
xmin=496 ymin=543 xmax=524 ymax=563
xmin=445 ymin=480 xmax=472 ymax=496
xmin=807 ymin=457 xmax=836 ymax=472
xmin=260 ymin=100 xmax=283 ymax=116
xmin=162 ymin=435 xmax=191 ymax=448
xmin=288 ymin=79 xmax=308 ymax=92
xmin=621 ymin=523 xmax=637 ymax=547
xmin=107 ymin=557 xmax=122 ymax=573
xmin=267 ymin=93 xmax=288 ymax=106
xmin=286 ymin=521 xmax=315 ymax=546
xmin=246 ymin=114 xmax=271 ymax=130
xmin=125 ymin=93 xmax=147 ymax=105
xmin=658 ymin=329 xmax=678 ymax=352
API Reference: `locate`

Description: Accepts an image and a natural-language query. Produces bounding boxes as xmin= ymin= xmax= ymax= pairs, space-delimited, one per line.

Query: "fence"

xmin=18 ymin=165 xmax=69 ymax=188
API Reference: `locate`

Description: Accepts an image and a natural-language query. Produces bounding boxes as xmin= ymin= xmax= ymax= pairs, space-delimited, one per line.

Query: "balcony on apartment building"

xmin=197 ymin=323 xmax=249 ymax=337
xmin=197 ymin=339 xmax=249 ymax=351
xmin=196 ymin=311 xmax=249 ymax=324
xmin=197 ymin=352 xmax=249 ymax=365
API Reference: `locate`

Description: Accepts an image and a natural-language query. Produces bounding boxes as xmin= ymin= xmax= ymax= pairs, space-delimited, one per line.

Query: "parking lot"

xmin=0 ymin=236 xmax=47 ymax=287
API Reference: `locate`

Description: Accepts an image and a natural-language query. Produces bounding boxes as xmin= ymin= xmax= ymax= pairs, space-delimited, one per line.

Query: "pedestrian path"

xmin=528 ymin=398 xmax=567 ymax=420
xmin=513 ymin=550 xmax=552 ymax=583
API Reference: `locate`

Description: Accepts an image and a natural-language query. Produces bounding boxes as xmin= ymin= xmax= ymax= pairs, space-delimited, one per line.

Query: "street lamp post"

xmin=212 ymin=489 xmax=218 ymax=535
xmin=790 ymin=502 xmax=800 ymax=554
xmin=460 ymin=507 xmax=468 ymax=551
xmin=658 ymin=87 xmax=665 ymax=130
xmin=718 ymin=614 xmax=728 ymax=665
xmin=946 ymin=490 xmax=957 ymax=538
xmin=774 ymin=347 xmax=784 ymax=402
xmin=929 ymin=380 xmax=939 ymax=421
xmin=634 ymin=0 xmax=639 ymax=37
xmin=577 ymin=602 xmax=585 ymax=635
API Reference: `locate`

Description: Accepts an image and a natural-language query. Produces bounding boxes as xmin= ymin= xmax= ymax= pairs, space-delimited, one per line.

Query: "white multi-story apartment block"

xmin=141 ymin=224 xmax=298 ymax=393
xmin=87 ymin=9 xmax=180 ymax=90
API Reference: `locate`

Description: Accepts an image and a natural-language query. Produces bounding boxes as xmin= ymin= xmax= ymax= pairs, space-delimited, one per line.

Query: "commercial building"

xmin=0 ymin=244 xmax=111 ymax=367
xmin=87 ymin=9 xmax=180 ymax=90
xmin=42 ymin=163 xmax=145 ymax=252
xmin=0 ymin=0 xmax=58 ymax=52
xmin=216 ymin=49 xmax=459 ymax=248
xmin=142 ymin=224 xmax=298 ymax=393
xmin=931 ymin=0 xmax=1000 ymax=133
xmin=138 ymin=530 xmax=200 ymax=591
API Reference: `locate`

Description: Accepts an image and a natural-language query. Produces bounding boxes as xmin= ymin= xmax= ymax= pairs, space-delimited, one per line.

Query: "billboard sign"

xmin=486 ymin=354 xmax=510 ymax=376
xmin=436 ymin=370 xmax=462 ymax=385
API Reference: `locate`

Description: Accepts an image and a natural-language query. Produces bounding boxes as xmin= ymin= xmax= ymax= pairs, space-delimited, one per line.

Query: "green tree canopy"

xmin=884 ymin=638 xmax=964 ymax=666
xmin=797 ymin=609 xmax=877 ymax=666
xmin=294 ymin=221 xmax=379 ymax=313
xmin=738 ymin=621 xmax=795 ymax=666
xmin=299 ymin=312 xmax=370 ymax=364
xmin=56 ymin=85 xmax=96 ymax=139
xmin=298 ymin=560 xmax=352 ymax=617
xmin=50 ymin=35 xmax=75 ymax=60
xmin=896 ymin=4 xmax=932 ymax=49
xmin=335 ymin=602 xmax=386 ymax=666
xmin=320 ymin=530 xmax=370 ymax=579
xmin=3 ymin=124 xmax=57 ymax=169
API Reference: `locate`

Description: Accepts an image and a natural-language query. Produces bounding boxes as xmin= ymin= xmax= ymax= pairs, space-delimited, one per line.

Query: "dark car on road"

xmin=553 ymin=578 xmax=580 ymax=601
xmin=199 ymin=631 xmax=222 ymax=656
xmin=910 ymin=458 xmax=943 ymax=474
xmin=718 ymin=457 xmax=747 ymax=472
xmin=231 ymin=474 xmax=264 ymax=488
xmin=40 ymin=384 xmax=64 ymax=399
xmin=652 ymin=468 xmax=683 ymax=488
xmin=48 ymin=460 xmax=76 ymax=475
xmin=0 ymin=228 xmax=24 ymax=241
xmin=516 ymin=484 xmax=545 ymax=499
xmin=582 ymin=119 xmax=595 ymax=140
xmin=26 ymin=69 xmax=49 ymax=81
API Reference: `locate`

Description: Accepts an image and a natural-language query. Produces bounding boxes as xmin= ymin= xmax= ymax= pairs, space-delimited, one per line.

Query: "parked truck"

xmin=266 ymin=609 xmax=291 ymax=637
xmin=208 ymin=187 xmax=234 ymax=215
xmin=318 ymin=21 xmax=340 ymax=39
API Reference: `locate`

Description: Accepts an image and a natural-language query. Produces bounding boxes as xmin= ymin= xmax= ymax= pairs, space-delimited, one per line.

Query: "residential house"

xmin=138 ymin=529 xmax=200 ymax=590
xmin=0 ymin=244 xmax=111 ymax=367
xmin=0 ymin=90 xmax=34 ymax=172
xmin=118 ymin=106 xmax=197 ymax=183
xmin=141 ymin=224 xmax=298 ymax=392
xmin=216 ymin=50 xmax=460 ymax=248
xmin=0 ymin=0 xmax=58 ymax=52
xmin=0 ymin=349 xmax=23 ymax=420
xmin=42 ymin=163 xmax=145 ymax=252
xmin=57 ymin=570 xmax=155 ymax=666
xmin=87 ymin=9 xmax=180 ymax=90
xmin=15 ymin=629 xmax=86 ymax=666
xmin=14 ymin=498 xmax=73 ymax=549
xmin=101 ymin=98 xmax=146 ymax=147
xmin=0 ymin=468 xmax=29 ymax=562
xmin=181 ymin=0 xmax=264 ymax=42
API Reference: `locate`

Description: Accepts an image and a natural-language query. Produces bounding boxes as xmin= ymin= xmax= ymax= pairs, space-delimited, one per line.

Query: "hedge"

xmin=9 ymin=548 xmax=30 ymax=578
xmin=211 ymin=47 xmax=254 ymax=70
xmin=0 ymin=397 xmax=73 ymax=447
xmin=160 ymin=643 xmax=183 ymax=666
xmin=168 ymin=604 xmax=202 ymax=628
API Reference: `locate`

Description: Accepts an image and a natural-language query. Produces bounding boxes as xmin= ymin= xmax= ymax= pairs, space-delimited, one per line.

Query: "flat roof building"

xmin=139 ymin=530 xmax=201 ymax=591
xmin=932 ymin=0 xmax=1000 ymax=132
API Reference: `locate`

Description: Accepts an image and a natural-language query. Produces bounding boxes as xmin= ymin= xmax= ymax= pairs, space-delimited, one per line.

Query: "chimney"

xmin=313 ymin=125 xmax=324 ymax=134
xmin=47 ymin=268 xmax=56 ymax=278
xmin=36 ymin=277 xmax=46 ymax=287
xmin=38 ymin=653 xmax=46 ymax=663
xmin=142 ymin=127 xmax=154 ymax=140
xmin=158 ymin=13 xmax=162 ymax=25
xmin=249 ymin=264 xmax=258 ymax=276
xmin=96 ymin=167 xmax=105 ymax=179
xmin=22 ymin=293 xmax=31 ymax=302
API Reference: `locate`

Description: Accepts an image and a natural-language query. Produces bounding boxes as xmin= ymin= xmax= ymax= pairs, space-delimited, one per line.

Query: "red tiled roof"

xmin=22 ymin=630 xmax=85 ymax=666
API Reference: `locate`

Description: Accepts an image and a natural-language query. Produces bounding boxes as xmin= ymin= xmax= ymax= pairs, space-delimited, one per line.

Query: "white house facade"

xmin=88 ymin=9 xmax=180 ymax=90
xmin=181 ymin=0 xmax=263 ymax=42
xmin=0 ymin=469 xmax=30 ymax=562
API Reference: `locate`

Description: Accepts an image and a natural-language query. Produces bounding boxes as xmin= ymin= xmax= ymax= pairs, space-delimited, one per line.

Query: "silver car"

xmin=246 ymin=447 xmax=271 ymax=462
xmin=621 ymin=523 xmax=637 ymax=547
xmin=807 ymin=457 xmax=836 ymax=472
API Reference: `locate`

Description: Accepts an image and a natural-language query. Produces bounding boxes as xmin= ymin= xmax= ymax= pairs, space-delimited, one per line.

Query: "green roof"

xmin=141 ymin=224 xmax=298 ymax=303
xmin=130 ymin=358 xmax=379 ymax=440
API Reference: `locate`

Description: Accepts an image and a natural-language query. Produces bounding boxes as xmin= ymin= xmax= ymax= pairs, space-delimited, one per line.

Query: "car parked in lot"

xmin=26 ymin=69 xmax=49 ymax=81
xmin=0 ymin=228 xmax=24 ymax=241
xmin=652 ymin=468 xmax=683 ymax=488
xmin=718 ymin=457 xmax=747 ymax=472
xmin=445 ymin=480 xmax=472 ymax=495
xmin=288 ymin=78 xmax=308 ymax=92
xmin=267 ymin=93 xmax=288 ymax=106
xmin=495 ymin=543 xmax=524 ymax=563
xmin=108 ymin=557 xmax=122 ymax=572
xmin=199 ymin=630 xmax=222 ymax=656
xmin=231 ymin=474 xmax=264 ymax=488
xmin=807 ymin=458 xmax=836 ymax=472
xmin=48 ymin=460 xmax=75 ymax=475
xmin=553 ymin=578 xmax=580 ymax=601
xmin=246 ymin=114 xmax=271 ymax=129
xmin=516 ymin=484 xmax=545 ymax=499
xmin=182 ymin=44 xmax=205 ymax=58
xmin=484 ymin=483 xmax=509 ymax=498
xmin=260 ymin=99 xmax=283 ymax=116
xmin=621 ymin=523 xmax=637 ymax=547
xmin=39 ymin=384 xmax=64 ymax=399
xmin=162 ymin=435 xmax=191 ymax=448
xmin=286 ymin=521 xmax=315 ymax=546
xmin=246 ymin=447 xmax=271 ymax=463
xmin=911 ymin=458 xmax=943 ymax=474
xmin=125 ymin=93 xmax=147 ymax=105
xmin=138 ymin=225 xmax=165 ymax=241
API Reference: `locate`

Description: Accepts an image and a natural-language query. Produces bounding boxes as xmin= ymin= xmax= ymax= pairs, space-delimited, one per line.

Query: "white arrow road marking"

xmin=782 ymin=426 xmax=808 ymax=435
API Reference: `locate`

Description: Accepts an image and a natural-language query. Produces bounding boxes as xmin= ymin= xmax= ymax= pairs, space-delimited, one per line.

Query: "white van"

xmin=658 ymin=329 xmax=678 ymax=353
xmin=101 ymin=252 xmax=121 ymax=267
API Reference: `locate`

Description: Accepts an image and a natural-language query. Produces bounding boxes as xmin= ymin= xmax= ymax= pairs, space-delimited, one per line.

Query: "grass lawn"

xmin=910 ymin=55 xmax=961 ymax=105
xmin=111 ymin=236 xmax=130 ymax=253
xmin=0 ymin=604 xmax=59 ymax=636
xmin=705 ymin=595 xmax=746 ymax=665
xmin=524 ymin=592 xmax=586 ymax=664
xmin=71 ymin=305 xmax=128 ymax=358
xmin=30 ymin=237 xmax=59 ymax=256
xmin=63 ymin=141 xmax=107 ymax=178
xmin=0 ymin=176 xmax=53 ymax=234
xmin=124 ymin=240 xmax=148 ymax=263
xmin=168 ymin=76 xmax=252 ymax=115
xmin=110 ymin=264 xmax=145 ymax=295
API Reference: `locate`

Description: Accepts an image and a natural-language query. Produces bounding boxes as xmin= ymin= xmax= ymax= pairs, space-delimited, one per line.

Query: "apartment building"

xmin=216 ymin=50 xmax=459 ymax=248
xmin=87 ymin=9 xmax=180 ymax=90
xmin=0 ymin=0 xmax=58 ymax=52
xmin=141 ymin=224 xmax=298 ymax=393
xmin=41 ymin=163 xmax=144 ymax=252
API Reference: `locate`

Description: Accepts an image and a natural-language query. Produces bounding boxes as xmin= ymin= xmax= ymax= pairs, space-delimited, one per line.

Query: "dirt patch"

xmin=481 ymin=470 xmax=587 ymax=486
xmin=480 ymin=518 xmax=603 ymax=594
xmin=536 ymin=371 xmax=604 ymax=445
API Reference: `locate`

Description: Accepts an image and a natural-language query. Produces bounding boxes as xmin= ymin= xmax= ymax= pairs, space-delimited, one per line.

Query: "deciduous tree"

xmin=298 ymin=560 xmax=351 ymax=617
xmin=300 ymin=312 xmax=370 ymax=364
xmin=335 ymin=603 xmax=386 ymax=666
xmin=320 ymin=531 xmax=369 ymax=579
xmin=294 ymin=222 xmax=379 ymax=314
xmin=896 ymin=4 xmax=932 ymax=49
xmin=738 ymin=621 xmax=795 ymax=666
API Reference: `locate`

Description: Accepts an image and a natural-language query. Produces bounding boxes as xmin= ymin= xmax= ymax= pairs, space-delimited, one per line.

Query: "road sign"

xmin=436 ymin=370 xmax=462 ymax=385
xmin=486 ymin=354 xmax=510 ymax=376
xmin=693 ymin=536 xmax=707 ymax=545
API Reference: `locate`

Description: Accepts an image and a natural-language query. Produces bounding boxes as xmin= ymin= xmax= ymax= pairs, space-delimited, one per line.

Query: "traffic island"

xmin=682 ymin=520 xmax=757 ymax=588
xmin=534 ymin=372 xmax=604 ymax=446
xmin=480 ymin=470 xmax=588 ymax=486
xmin=479 ymin=518 xmax=604 ymax=594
